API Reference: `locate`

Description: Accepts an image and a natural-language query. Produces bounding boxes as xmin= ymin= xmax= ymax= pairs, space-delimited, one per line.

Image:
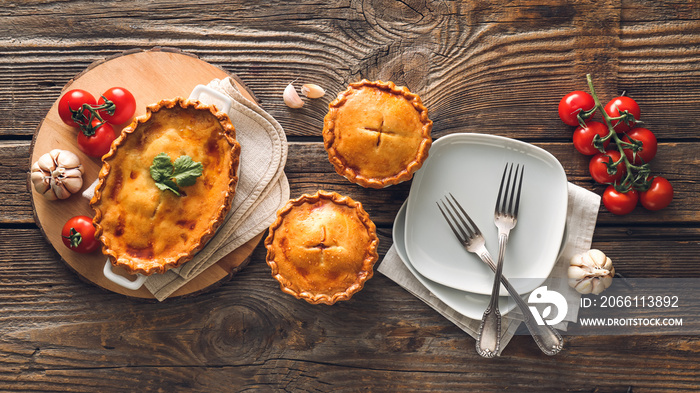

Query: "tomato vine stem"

xmin=585 ymin=74 xmax=652 ymax=193
xmin=69 ymin=98 xmax=114 ymax=137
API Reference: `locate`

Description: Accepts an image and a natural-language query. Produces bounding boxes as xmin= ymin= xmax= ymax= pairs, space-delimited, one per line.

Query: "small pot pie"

xmin=322 ymin=80 xmax=433 ymax=188
xmin=265 ymin=190 xmax=379 ymax=305
xmin=91 ymin=98 xmax=240 ymax=276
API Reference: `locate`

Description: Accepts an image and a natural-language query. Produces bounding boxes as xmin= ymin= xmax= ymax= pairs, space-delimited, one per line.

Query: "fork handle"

xmin=480 ymin=252 xmax=564 ymax=356
xmin=509 ymin=284 xmax=564 ymax=355
xmin=476 ymin=232 xmax=508 ymax=357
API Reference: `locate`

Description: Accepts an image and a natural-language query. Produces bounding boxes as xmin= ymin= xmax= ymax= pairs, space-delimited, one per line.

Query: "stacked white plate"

xmin=392 ymin=133 xmax=569 ymax=320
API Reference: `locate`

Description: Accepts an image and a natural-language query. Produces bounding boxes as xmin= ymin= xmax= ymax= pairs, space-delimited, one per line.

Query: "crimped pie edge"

xmin=90 ymin=97 xmax=241 ymax=276
xmin=322 ymin=79 xmax=433 ymax=189
xmin=264 ymin=190 xmax=379 ymax=305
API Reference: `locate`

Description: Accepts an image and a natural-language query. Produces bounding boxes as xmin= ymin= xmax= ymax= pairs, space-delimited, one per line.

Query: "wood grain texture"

xmin=9 ymin=140 xmax=699 ymax=226
xmin=1 ymin=228 xmax=700 ymax=392
xmin=2 ymin=0 xmax=700 ymax=391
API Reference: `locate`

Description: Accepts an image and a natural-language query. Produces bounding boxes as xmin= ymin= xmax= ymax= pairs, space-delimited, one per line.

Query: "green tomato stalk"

xmin=584 ymin=74 xmax=652 ymax=193
xmin=68 ymin=96 xmax=115 ymax=137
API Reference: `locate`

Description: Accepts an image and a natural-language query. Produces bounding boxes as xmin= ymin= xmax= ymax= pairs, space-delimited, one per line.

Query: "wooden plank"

xmin=0 ymin=141 xmax=33 ymax=224
xmin=1 ymin=228 xmax=700 ymax=391
xmin=0 ymin=1 xmax=633 ymax=141
xmin=8 ymin=140 xmax=699 ymax=226
xmin=621 ymin=0 xmax=700 ymax=22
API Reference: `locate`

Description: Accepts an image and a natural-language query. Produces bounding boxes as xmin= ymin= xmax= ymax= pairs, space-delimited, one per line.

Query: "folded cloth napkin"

xmin=145 ymin=77 xmax=290 ymax=300
xmin=377 ymin=182 xmax=600 ymax=355
xmin=84 ymin=77 xmax=290 ymax=301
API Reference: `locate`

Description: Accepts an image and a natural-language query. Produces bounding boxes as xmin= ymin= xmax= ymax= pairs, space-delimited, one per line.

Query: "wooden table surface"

xmin=2 ymin=1 xmax=699 ymax=391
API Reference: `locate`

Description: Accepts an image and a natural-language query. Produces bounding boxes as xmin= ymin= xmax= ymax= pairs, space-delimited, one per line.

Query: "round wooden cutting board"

xmin=29 ymin=48 xmax=265 ymax=299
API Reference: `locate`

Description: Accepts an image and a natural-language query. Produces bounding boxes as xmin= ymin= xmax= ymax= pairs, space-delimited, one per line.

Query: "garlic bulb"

xmin=568 ymin=249 xmax=614 ymax=295
xmin=283 ymin=83 xmax=304 ymax=108
xmin=31 ymin=149 xmax=84 ymax=200
xmin=301 ymin=84 xmax=325 ymax=98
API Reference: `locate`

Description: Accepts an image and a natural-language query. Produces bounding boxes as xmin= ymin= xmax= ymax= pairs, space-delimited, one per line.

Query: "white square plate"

xmin=404 ymin=133 xmax=568 ymax=295
xmin=393 ymin=200 xmax=517 ymax=319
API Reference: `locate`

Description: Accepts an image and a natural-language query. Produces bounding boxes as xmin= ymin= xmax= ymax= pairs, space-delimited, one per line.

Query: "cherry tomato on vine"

xmin=77 ymin=119 xmax=116 ymax=158
xmin=558 ymin=91 xmax=596 ymax=126
xmin=622 ymin=127 xmax=657 ymax=165
xmin=602 ymin=186 xmax=638 ymax=215
xmin=589 ymin=150 xmax=626 ymax=184
xmin=58 ymin=89 xmax=96 ymax=127
xmin=98 ymin=87 xmax=136 ymax=125
xmin=640 ymin=176 xmax=673 ymax=211
xmin=604 ymin=96 xmax=641 ymax=133
xmin=61 ymin=215 xmax=99 ymax=253
xmin=573 ymin=121 xmax=610 ymax=155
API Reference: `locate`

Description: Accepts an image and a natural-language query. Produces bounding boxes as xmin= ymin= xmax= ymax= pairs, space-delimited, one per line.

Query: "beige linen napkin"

xmin=377 ymin=182 xmax=600 ymax=355
xmin=143 ymin=77 xmax=290 ymax=300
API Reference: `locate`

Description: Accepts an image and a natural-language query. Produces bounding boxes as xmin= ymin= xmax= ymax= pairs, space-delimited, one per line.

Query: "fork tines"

xmin=495 ymin=163 xmax=524 ymax=218
xmin=436 ymin=193 xmax=481 ymax=245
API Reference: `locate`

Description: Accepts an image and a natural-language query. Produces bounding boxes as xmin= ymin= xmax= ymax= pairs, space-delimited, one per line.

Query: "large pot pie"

xmin=265 ymin=190 xmax=379 ymax=305
xmin=322 ymin=80 xmax=433 ymax=188
xmin=91 ymin=98 xmax=240 ymax=276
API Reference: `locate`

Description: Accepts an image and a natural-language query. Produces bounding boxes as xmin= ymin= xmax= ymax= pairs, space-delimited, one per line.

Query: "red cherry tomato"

xmin=589 ymin=150 xmax=626 ymax=184
xmin=61 ymin=215 xmax=99 ymax=253
xmin=573 ymin=121 xmax=610 ymax=155
xmin=77 ymin=119 xmax=116 ymax=158
xmin=604 ymin=96 xmax=641 ymax=133
xmin=602 ymin=186 xmax=638 ymax=215
xmin=640 ymin=176 xmax=673 ymax=211
xmin=98 ymin=87 xmax=136 ymax=125
xmin=558 ymin=91 xmax=596 ymax=126
xmin=58 ymin=89 xmax=96 ymax=127
xmin=622 ymin=127 xmax=657 ymax=165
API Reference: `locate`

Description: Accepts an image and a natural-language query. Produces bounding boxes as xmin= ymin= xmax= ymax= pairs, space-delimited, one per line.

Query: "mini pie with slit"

xmin=91 ymin=97 xmax=240 ymax=276
xmin=322 ymin=80 xmax=433 ymax=188
xmin=265 ymin=190 xmax=379 ymax=305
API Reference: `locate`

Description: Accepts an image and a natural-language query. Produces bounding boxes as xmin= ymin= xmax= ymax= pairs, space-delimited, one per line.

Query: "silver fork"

xmin=476 ymin=163 xmax=524 ymax=357
xmin=437 ymin=193 xmax=564 ymax=356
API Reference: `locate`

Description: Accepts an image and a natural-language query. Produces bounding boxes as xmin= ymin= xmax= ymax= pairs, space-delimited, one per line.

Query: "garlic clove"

xmin=283 ymin=83 xmax=304 ymax=108
xmin=567 ymin=265 xmax=587 ymax=280
xmin=588 ymin=249 xmax=607 ymax=268
xmin=575 ymin=279 xmax=593 ymax=294
xmin=51 ymin=182 xmax=70 ymax=200
xmin=61 ymin=175 xmax=83 ymax=194
xmin=37 ymin=153 xmax=57 ymax=172
xmin=43 ymin=187 xmax=58 ymax=201
xmin=31 ymin=170 xmax=51 ymax=194
xmin=56 ymin=149 xmax=82 ymax=169
xmin=301 ymin=84 xmax=325 ymax=99
xmin=591 ymin=279 xmax=607 ymax=295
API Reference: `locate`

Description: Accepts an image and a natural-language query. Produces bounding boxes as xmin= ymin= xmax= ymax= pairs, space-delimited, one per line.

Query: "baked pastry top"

xmin=265 ymin=190 xmax=379 ymax=305
xmin=91 ymin=98 xmax=240 ymax=276
xmin=322 ymin=80 xmax=432 ymax=188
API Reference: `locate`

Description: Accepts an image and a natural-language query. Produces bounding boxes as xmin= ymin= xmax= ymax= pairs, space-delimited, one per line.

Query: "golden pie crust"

xmin=91 ymin=98 xmax=240 ymax=276
xmin=323 ymin=80 xmax=433 ymax=188
xmin=265 ymin=190 xmax=379 ymax=305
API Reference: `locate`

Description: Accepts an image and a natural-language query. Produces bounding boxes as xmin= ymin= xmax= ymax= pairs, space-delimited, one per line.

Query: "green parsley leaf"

xmin=150 ymin=153 xmax=174 ymax=183
xmin=171 ymin=155 xmax=203 ymax=187
xmin=150 ymin=153 xmax=203 ymax=196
